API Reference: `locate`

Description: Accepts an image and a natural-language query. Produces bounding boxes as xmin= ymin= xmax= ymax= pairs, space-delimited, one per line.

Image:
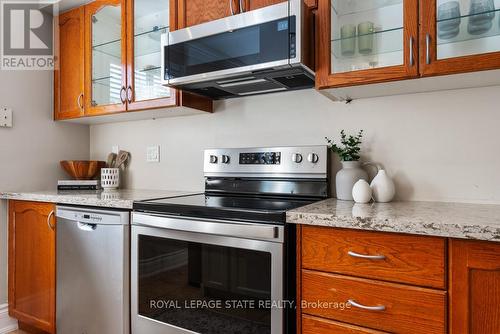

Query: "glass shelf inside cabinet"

xmin=330 ymin=0 xmax=404 ymax=73
xmin=331 ymin=27 xmax=403 ymax=73
xmin=332 ymin=0 xmax=403 ymax=16
xmin=437 ymin=5 xmax=500 ymax=59
xmin=93 ymin=38 xmax=121 ymax=59
xmin=134 ymin=26 xmax=168 ymax=58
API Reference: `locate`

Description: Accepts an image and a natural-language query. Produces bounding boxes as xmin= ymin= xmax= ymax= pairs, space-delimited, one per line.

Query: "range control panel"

xmin=239 ymin=152 xmax=281 ymax=165
xmin=204 ymin=146 xmax=327 ymax=178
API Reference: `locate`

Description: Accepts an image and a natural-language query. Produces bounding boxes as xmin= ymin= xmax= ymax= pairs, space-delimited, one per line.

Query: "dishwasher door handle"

xmin=78 ymin=222 xmax=97 ymax=231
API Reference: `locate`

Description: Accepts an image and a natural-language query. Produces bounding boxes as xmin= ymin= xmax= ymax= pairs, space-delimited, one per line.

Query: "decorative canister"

xmin=336 ymin=161 xmax=369 ymax=201
xmin=101 ymin=168 xmax=120 ymax=190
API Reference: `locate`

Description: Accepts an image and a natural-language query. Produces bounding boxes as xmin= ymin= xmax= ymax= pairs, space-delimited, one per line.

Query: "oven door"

xmin=162 ymin=1 xmax=301 ymax=86
xmin=131 ymin=214 xmax=284 ymax=334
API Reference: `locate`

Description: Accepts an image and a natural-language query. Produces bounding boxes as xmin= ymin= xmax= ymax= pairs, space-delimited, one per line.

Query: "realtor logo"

xmin=1 ymin=0 xmax=58 ymax=70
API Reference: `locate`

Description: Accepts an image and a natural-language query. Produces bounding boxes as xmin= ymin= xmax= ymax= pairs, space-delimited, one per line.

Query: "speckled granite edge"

xmin=0 ymin=192 xmax=134 ymax=209
xmin=286 ymin=199 xmax=500 ymax=242
xmin=0 ymin=189 xmax=198 ymax=210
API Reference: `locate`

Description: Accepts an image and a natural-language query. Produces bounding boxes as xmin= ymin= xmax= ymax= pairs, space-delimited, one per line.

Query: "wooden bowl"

xmin=60 ymin=160 xmax=106 ymax=180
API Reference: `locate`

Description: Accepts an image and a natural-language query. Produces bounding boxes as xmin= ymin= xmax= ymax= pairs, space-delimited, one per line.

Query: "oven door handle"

xmin=132 ymin=213 xmax=281 ymax=241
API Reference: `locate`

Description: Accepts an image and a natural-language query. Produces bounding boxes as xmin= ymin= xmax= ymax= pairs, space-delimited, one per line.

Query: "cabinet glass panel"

xmin=134 ymin=0 xmax=171 ymax=101
xmin=436 ymin=0 xmax=500 ymax=59
xmin=331 ymin=0 xmax=404 ymax=73
xmin=92 ymin=5 xmax=122 ymax=106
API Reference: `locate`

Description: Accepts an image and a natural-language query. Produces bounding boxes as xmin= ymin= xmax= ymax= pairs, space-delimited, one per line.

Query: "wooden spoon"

xmin=106 ymin=153 xmax=117 ymax=168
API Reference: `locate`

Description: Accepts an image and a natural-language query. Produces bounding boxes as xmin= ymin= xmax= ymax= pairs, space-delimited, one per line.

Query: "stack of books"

xmin=57 ymin=180 xmax=100 ymax=191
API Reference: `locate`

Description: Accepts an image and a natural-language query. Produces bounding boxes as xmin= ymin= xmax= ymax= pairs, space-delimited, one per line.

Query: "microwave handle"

xmin=133 ymin=213 xmax=280 ymax=241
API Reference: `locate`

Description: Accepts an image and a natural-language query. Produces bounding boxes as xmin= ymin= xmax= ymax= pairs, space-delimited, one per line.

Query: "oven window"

xmin=138 ymin=235 xmax=272 ymax=334
xmin=166 ymin=17 xmax=295 ymax=79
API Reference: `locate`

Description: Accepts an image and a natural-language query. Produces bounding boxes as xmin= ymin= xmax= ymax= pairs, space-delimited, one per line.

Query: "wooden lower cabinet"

xmin=298 ymin=225 xmax=500 ymax=334
xmin=301 ymin=270 xmax=446 ymax=334
xmin=449 ymin=239 xmax=500 ymax=334
xmin=8 ymin=200 xmax=56 ymax=334
xmin=302 ymin=315 xmax=389 ymax=334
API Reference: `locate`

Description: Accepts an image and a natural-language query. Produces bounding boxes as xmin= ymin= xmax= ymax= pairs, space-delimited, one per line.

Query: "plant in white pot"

xmin=326 ymin=130 xmax=368 ymax=201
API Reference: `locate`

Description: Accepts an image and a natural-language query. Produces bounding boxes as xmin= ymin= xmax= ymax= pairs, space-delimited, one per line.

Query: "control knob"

xmin=221 ymin=155 xmax=230 ymax=164
xmin=307 ymin=153 xmax=319 ymax=163
xmin=291 ymin=153 xmax=303 ymax=163
xmin=209 ymin=155 xmax=218 ymax=164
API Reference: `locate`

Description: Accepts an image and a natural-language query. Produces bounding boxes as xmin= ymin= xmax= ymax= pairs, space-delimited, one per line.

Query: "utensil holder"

xmin=101 ymin=168 xmax=120 ymax=190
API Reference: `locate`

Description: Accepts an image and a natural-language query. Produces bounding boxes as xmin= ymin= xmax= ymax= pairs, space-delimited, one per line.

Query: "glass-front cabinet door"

xmin=84 ymin=0 xmax=127 ymax=115
xmin=420 ymin=0 xmax=500 ymax=76
xmin=316 ymin=0 xmax=418 ymax=88
xmin=125 ymin=0 xmax=175 ymax=111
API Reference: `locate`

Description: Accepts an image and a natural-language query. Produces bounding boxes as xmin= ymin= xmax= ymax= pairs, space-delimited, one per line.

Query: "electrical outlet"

xmin=147 ymin=145 xmax=160 ymax=163
xmin=0 ymin=107 xmax=13 ymax=128
xmin=112 ymin=145 xmax=119 ymax=154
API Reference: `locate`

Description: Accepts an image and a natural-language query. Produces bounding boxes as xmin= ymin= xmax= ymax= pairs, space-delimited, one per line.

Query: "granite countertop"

xmin=0 ymin=189 xmax=199 ymax=209
xmin=287 ymin=198 xmax=500 ymax=242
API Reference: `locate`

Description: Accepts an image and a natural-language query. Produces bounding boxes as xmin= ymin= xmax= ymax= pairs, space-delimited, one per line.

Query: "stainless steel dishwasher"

xmin=56 ymin=205 xmax=130 ymax=334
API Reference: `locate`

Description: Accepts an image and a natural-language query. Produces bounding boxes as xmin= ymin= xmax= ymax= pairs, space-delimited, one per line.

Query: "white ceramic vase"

xmin=370 ymin=169 xmax=395 ymax=202
xmin=336 ymin=161 xmax=368 ymax=201
xmin=352 ymin=179 xmax=372 ymax=203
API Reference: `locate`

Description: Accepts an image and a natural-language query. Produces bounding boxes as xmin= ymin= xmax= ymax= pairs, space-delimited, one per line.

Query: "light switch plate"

xmin=112 ymin=145 xmax=119 ymax=154
xmin=147 ymin=145 xmax=160 ymax=163
xmin=0 ymin=107 xmax=13 ymax=128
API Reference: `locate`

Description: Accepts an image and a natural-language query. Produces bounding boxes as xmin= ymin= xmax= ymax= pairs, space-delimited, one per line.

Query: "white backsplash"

xmin=90 ymin=85 xmax=500 ymax=204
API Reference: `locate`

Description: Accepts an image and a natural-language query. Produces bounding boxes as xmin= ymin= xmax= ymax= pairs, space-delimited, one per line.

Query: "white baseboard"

xmin=0 ymin=304 xmax=18 ymax=334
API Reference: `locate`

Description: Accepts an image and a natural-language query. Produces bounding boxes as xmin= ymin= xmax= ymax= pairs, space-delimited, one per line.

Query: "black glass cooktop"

xmin=133 ymin=193 xmax=318 ymax=224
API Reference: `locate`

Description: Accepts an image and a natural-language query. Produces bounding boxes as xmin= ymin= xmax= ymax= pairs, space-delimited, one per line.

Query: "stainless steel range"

xmin=131 ymin=146 xmax=328 ymax=334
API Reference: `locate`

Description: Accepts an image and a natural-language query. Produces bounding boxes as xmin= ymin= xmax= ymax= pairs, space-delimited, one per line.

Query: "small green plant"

xmin=325 ymin=130 xmax=364 ymax=161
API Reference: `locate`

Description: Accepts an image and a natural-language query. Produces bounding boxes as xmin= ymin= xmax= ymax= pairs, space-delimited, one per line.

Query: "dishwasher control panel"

xmin=56 ymin=206 xmax=130 ymax=225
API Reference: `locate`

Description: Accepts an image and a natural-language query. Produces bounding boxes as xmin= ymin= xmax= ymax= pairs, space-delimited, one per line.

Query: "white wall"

xmin=90 ymin=85 xmax=500 ymax=204
xmin=0 ymin=71 xmax=90 ymax=304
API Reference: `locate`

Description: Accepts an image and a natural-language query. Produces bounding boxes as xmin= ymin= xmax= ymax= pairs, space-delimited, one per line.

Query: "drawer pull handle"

xmin=348 ymin=299 xmax=386 ymax=311
xmin=348 ymin=251 xmax=386 ymax=260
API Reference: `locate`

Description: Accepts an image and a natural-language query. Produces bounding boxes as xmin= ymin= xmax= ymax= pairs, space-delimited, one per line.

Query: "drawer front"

xmin=301 ymin=226 xmax=446 ymax=288
xmin=301 ymin=270 xmax=446 ymax=334
xmin=302 ymin=315 xmax=389 ymax=334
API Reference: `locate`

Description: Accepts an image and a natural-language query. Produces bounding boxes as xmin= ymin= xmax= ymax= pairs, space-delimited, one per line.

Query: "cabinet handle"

xmin=47 ymin=210 xmax=55 ymax=230
xmin=409 ymin=36 xmax=414 ymax=66
xmin=348 ymin=299 xmax=386 ymax=311
xmin=348 ymin=250 xmax=386 ymax=260
xmin=239 ymin=0 xmax=245 ymax=12
xmin=426 ymin=34 xmax=431 ymax=64
xmin=230 ymin=0 xmax=235 ymax=15
xmin=77 ymin=93 xmax=83 ymax=110
xmin=120 ymin=86 xmax=126 ymax=104
xmin=127 ymin=86 xmax=133 ymax=104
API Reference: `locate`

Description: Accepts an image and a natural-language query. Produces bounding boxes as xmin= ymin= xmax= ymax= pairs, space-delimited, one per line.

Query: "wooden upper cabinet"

xmin=8 ymin=200 xmax=56 ymax=334
xmin=173 ymin=0 xmax=285 ymax=29
xmin=125 ymin=0 xmax=177 ymax=111
xmin=244 ymin=0 xmax=286 ymax=11
xmin=54 ymin=7 xmax=85 ymax=120
xmin=449 ymin=239 xmax=500 ymax=334
xmin=316 ymin=0 xmax=419 ymax=89
xmin=84 ymin=0 xmax=128 ymax=116
xmin=419 ymin=0 xmax=500 ymax=77
xmin=174 ymin=0 xmax=238 ymax=29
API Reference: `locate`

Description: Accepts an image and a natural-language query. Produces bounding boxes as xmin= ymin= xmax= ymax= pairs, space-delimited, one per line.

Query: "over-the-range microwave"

xmin=161 ymin=0 xmax=314 ymax=99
